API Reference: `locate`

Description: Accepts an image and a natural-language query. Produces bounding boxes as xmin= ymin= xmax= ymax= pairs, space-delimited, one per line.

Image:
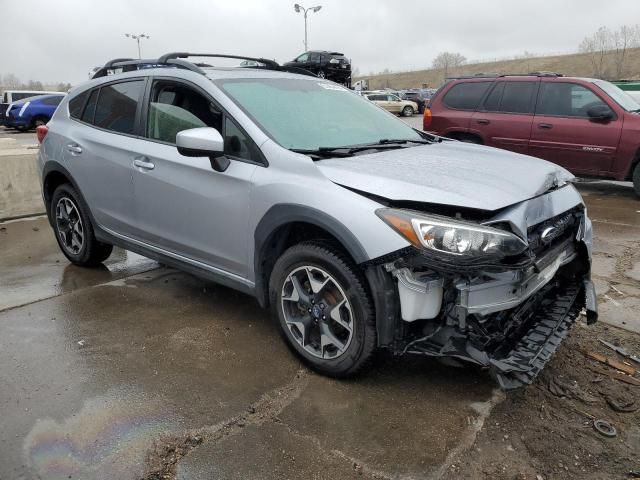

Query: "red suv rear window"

xmin=442 ymin=81 xmax=492 ymax=110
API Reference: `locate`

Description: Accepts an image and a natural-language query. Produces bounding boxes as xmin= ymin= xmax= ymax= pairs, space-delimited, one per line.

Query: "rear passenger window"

xmin=442 ymin=82 xmax=492 ymax=110
xmin=69 ymin=91 xmax=89 ymax=119
xmin=483 ymin=83 xmax=504 ymax=111
xmin=81 ymin=89 xmax=99 ymax=124
xmin=499 ymin=82 xmax=536 ymax=113
xmin=94 ymin=80 xmax=144 ymax=134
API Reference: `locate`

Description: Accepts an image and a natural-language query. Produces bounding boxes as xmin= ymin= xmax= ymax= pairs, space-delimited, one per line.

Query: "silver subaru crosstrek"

xmin=37 ymin=53 xmax=597 ymax=389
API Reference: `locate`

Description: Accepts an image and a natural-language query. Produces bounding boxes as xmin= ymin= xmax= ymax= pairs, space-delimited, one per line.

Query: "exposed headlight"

xmin=376 ymin=208 xmax=527 ymax=258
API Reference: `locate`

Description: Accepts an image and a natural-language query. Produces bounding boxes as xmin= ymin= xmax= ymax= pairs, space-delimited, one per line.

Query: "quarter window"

xmin=223 ymin=116 xmax=261 ymax=161
xmin=536 ymin=83 xmax=607 ymax=117
xmin=93 ymin=80 xmax=144 ymax=134
xmin=69 ymin=91 xmax=89 ymax=119
xmin=81 ymin=89 xmax=99 ymax=124
xmin=442 ymin=82 xmax=492 ymax=110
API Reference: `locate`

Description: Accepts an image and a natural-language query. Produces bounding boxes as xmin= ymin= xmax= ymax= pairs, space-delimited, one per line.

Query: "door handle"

xmin=133 ymin=158 xmax=155 ymax=170
xmin=538 ymin=123 xmax=553 ymax=129
xmin=476 ymin=119 xmax=490 ymax=125
xmin=66 ymin=143 xmax=82 ymax=154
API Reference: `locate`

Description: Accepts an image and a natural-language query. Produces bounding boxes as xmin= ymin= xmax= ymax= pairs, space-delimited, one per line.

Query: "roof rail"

xmin=91 ymin=52 xmax=318 ymax=80
xmin=446 ymin=71 xmax=564 ymax=81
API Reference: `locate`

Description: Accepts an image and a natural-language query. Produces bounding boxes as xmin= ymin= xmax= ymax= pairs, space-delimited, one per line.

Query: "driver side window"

xmin=296 ymin=53 xmax=310 ymax=63
xmin=536 ymin=83 xmax=607 ymax=118
xmin=147 ymin=80 xmax=222 ymax=144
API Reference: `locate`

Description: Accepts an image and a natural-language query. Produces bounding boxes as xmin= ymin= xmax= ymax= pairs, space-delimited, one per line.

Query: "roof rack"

xmin=446 ymin=71 xmax=563 ymax=80
xmin=92 ymin=52 xmax=317 ymax=79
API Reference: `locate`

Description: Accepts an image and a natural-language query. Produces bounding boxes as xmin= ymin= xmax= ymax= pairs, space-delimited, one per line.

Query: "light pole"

xmin=294 ymin=4 xmax=322 ymax=52
xmin=124 ymin=33 xmax=150 ymax=59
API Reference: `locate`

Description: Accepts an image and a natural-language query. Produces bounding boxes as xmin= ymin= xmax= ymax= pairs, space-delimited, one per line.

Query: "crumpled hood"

xmin=316 ymin=141 xmax=574 ymax=211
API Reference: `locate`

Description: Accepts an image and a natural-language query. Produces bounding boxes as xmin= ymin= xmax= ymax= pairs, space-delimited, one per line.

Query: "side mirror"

xmin=176 ymin=127 xmax=230 ymax=172
xmin=587 ymin=104 xmax=614 ymax=122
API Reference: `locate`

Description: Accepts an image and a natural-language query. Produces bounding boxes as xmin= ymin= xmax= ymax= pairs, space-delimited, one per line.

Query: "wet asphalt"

xmin=1 ymin=125 xmax=639 ymax=479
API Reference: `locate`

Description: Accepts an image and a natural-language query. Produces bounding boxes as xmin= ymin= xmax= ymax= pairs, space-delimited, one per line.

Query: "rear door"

xmin=63 ymin=79 xmax=146 ymax=236
xmin=387 ymin=95 xmax=402 ymax=113
xmin=131 ymin=78 xmax=259 ymax=277
xmin=470 ymin=79 xmax=538 ymax=154
xmin=529 ymin=81 xmax=623 ymax=174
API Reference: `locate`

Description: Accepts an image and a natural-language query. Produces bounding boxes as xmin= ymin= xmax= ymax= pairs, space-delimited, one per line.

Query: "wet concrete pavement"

xmin=1 ymin=182 xmax=639 ymax=480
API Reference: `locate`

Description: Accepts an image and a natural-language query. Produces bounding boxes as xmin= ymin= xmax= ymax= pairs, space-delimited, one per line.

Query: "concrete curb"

xmin=0 ymin=150 xmax=44 ymax=220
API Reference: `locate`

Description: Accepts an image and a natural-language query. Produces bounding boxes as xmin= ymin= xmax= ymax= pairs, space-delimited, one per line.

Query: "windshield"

xmin=595 ymin=80 xmax=640 ymax=112
xmin=215 ymin=78 xmax=423 ymax=150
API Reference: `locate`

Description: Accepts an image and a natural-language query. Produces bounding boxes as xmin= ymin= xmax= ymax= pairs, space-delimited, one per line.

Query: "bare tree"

xmin=432 ymin=52 xmax=466 ymax=80
xmin=2 ymin=73 xmax=21 ymax=88
xmin=611 ymin=24 xmax=640 ymax=78
xmin=579 ymin=26 xmax=612 ymax=78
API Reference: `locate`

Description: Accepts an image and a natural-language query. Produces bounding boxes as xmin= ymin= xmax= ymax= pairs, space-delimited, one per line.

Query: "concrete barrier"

xmin=0 ymin=147 xmax=45 ymax=220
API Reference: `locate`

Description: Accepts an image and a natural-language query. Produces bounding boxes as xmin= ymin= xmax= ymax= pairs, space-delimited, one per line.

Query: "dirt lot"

xmin=1 ymin=180 xmax=639 ymax=480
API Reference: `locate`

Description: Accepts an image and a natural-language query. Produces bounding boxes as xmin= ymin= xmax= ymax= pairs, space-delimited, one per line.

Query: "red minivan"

xmin=424 ymin=73 xmax=640 ymax=196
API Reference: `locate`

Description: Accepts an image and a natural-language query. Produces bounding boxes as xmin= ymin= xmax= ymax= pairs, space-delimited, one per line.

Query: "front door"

xmin=528 ymin=81 xmax=623 ymax=174
xmin=131 ymin=79 xmax=260 ymax=278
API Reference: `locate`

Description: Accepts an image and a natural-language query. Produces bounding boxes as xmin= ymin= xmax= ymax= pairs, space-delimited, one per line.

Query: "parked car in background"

xmin=282 ymin=51 xmax=351 ymax=86
xmin=400 ymin=90 xmax=427 ymax=113
xmin=5 ymin=94 xmax=66 ymax=130
xmin=1 ymin=90 xmax=64 ymax=124
xmin=366 ymin=92 xmax=418 ymax=116
xmin=424 ymin=73 xmax=640 ymax=196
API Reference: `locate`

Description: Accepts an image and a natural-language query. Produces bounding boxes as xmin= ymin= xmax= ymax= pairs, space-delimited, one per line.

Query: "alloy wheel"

xmin=55 ymin=197 xmax=84 ymax=255
xmin=280 ymin=265 xmax=354 ymax=359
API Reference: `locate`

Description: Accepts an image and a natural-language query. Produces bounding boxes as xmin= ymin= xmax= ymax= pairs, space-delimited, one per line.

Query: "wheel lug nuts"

xmin=308 ymin=308 xmax=312 ymax=313
xmin=320 ymin=304 xmax=325 ymax=309
xmin=322 ymin=315 xmax=326 ymax=320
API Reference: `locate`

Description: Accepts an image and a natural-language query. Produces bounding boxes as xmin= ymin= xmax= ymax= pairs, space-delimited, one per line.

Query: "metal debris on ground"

xmin=599 ymin=339 xmax=640 ymax=366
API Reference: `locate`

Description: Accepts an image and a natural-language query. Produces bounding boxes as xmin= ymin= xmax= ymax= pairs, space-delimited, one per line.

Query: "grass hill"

xmin=357 ymin=48 xmax=640 ymax=90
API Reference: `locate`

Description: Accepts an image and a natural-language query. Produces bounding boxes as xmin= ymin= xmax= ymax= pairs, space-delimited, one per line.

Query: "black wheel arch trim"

xmin=254 ymin=204 xmax=369 ymax=308
xmin=42 ymin=161 xmax=97 ymax=229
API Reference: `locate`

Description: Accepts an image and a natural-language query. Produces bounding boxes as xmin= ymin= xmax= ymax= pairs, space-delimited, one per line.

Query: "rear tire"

xmin=269 ymin=241 xmax=376 ymax=377
xmin=51 ymin=184 xmax=113 ymax=267
xmin=633 ymin=163 xmax=640 ymax=198
xmin=402 ymin=106 xmax=414 ymax=117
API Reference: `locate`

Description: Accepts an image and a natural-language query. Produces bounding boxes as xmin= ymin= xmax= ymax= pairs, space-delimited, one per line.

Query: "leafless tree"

xmin=2 ymin=73 xmax=22 ymax=88
xmin=579 ymin=26 xmax=612 ymax=78
xmin=432 ymin=52 xmax=466 ymax=81
xmin=611 ymin=24 xmax=640 ymax=78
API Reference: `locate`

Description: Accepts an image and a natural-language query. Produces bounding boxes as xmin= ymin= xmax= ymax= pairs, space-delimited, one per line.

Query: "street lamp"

xmin=293 ymin=4 xmax=322 ymax=52
xmin=124 ymin=33 xmax=150 ymax=59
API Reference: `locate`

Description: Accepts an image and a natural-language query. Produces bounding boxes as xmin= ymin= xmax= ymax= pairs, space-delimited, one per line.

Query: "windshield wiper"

xmin=290 ymin=138 xmax=432 ymax=159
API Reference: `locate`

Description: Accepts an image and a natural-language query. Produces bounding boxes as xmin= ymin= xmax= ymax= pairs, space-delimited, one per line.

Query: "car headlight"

xmin=376 ymin=208 xmax=527 ymax=258
xmin=329 ymin=58 xmax=340 ymax=64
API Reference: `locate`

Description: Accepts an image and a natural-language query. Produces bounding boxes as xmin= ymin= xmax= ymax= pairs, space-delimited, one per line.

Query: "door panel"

xmin=63 ymin=79 xmax=146 ymax=236
xmin=132 ymin=143 xmax=257 ymax=277
xmin=529 ymin=82 xmax=622 ymax=174
xmin=470 ymin=80 xmax=537 ymax=154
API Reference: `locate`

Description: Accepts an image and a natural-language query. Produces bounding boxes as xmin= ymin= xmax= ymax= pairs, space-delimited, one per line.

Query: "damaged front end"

xmin=367 ymin=185 xmax=597 ymax=390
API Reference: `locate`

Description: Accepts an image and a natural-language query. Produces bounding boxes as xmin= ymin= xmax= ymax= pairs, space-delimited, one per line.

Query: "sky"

xmin=2 ymin=0 xmax=639 ymax=85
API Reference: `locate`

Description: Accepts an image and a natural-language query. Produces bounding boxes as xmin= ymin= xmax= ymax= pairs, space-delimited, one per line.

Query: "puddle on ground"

xmin=24 ymin=388 xmax=180 ymax=480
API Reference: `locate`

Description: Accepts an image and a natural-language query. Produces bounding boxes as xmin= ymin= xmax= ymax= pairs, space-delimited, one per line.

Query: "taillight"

xmin=422 ymin=107 xmax=432 ymax=130
xmin=36 ymin=125 xmax=49 ymax=144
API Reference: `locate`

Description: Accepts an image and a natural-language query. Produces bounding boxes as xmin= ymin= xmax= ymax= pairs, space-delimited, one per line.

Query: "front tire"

xmin=51 ymin=184 xmax=113 ymax=266
xmin=402 ymin=106 xmax=414 ymax=117
xmin=269 ymin=241 xmax=376 ymax=377
xmin=633 ymin=163 xmax=640 ymax=197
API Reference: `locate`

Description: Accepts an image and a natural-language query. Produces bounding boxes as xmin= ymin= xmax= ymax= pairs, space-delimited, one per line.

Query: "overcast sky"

xmin=2 ymin=0 xmax=639 ymax=85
